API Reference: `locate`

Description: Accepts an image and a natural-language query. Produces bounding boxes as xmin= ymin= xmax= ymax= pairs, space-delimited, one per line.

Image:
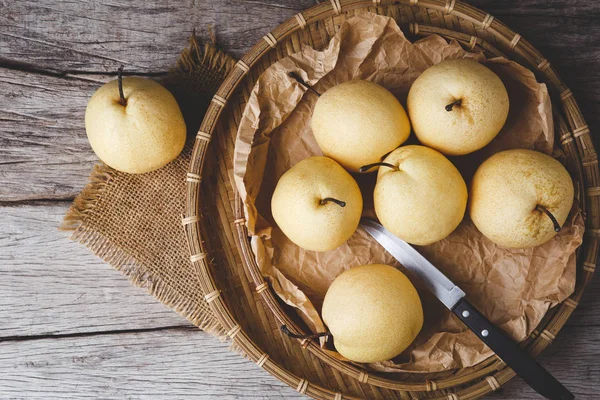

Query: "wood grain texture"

xmin=0 ymin=0 xmax=599 ymax=398
xmin=0 ymin=319 xmax=596 ymax=399
xmin=0 ymin=328 xmax=303 ymax=399
xmin=0 ymin=0 xmax=314 ymax=73
xmin=0 ymin=68 xmax=106 ymax=201
xmin=0 ymin=0 xmax=311 ymax=201
xmin=1 ymin=203 xmax=599 ymax=397
xmin=0 ymin=0 xmax=598 ymax=201
xmin=0 ymin=203 xmax=187 ymax=337
xmin=488 ymin=323 xmax=600 ymax=399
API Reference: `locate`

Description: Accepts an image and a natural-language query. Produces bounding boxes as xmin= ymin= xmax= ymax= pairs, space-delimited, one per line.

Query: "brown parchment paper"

xmin=233 ymin=13 xmax=584 ymax=372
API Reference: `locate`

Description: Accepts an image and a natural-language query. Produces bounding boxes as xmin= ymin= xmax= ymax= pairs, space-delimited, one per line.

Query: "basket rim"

xmin=230 ymin=27 xmax=586 ymax=392
xmin=184 ymin=0 xmax=598 ymax=398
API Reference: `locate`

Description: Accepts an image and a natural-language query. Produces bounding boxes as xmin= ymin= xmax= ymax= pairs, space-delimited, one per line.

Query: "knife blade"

xmin=361 ymin=218 xmax=465 ymax=309
xmin=361 ymin=218 xmax=574 ymax=400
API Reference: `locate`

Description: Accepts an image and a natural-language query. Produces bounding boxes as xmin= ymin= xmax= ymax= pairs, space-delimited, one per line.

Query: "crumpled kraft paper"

xmin=233 ymin=12 xmax=584 ymax=372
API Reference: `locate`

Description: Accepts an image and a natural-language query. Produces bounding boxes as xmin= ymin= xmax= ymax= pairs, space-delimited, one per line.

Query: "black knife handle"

xmin=453 ymin=299 xmax=574 ymax=400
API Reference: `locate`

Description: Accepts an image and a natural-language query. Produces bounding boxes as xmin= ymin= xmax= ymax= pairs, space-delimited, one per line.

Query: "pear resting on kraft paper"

xmin=233 ymin=13 xmax=584 ymax=373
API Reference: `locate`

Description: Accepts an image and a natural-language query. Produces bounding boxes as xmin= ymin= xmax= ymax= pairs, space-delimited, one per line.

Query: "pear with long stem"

xmin=470 ymin=149 xmax=574 ymax=248
xmin=85 ymin=66 xmax=186 ymax=174
xmin=536 ymin=205 xmax=562 ymax=233
xmin=117 ymin=65 xmax=127 ymax=106
xmin=271 ymin=156 xmax=362 ymax=252
xmin=370 ymin=145 xmax=468 ymax=246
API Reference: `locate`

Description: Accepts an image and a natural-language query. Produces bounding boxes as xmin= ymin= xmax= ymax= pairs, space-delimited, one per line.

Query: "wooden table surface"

xmin=1 ymin=1 xmax=599 ymax=398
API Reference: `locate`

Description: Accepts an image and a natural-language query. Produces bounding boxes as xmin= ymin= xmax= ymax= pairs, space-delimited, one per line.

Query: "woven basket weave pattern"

xmin=184 ymin=1 xmax=597 ymax=399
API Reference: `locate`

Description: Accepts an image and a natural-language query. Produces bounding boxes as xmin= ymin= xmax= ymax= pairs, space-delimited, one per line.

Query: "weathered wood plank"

xmin=1 ymin=1 xmax=597 ymax=74
xmin=473 ymin=0 xmax=600 ymax=17
xmin=489 ymin=323 xmax=600 ymax=399
xmin=0 ymin=203 xmax=188 ymax=337
xmin=0 ymin=323 xmax=597 ymax=399
xmin=0 ymin=0 xmax=314 ymax=73
xmin=0 ymin=1 xmax=598 ymax=397
xmin=0 ymin=328 xmax=302 ymax=399
xmin=2 ymin=202 xmax=598 ymax=339
xmin=0 ymin=68 xmax=106 ymax=201
xmin=0 ymin=1 xmax=598 ymax=200
xmin=0 ymin=59 xmax=598 ymax=202
xmin=0 ymin=202 xmax=598 ymax=398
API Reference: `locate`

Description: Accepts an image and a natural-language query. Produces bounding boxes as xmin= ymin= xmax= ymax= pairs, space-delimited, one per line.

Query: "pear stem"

xmin=359 ymin=162 xmax=400 ymax=173
xmin=280 ymin=325 xmax=330 ymax=340
xmin=117 ymin=65 xmax=127 ymax=106
xmin=445 ymin=99 xmax=462 ymax=111
xmin=320 ymin=197 xmax=346 ymax=207
xmin=536 ymin=205 xmax=561 ymax=232
xmin=288 ymin=71 xmax=321 ymax=97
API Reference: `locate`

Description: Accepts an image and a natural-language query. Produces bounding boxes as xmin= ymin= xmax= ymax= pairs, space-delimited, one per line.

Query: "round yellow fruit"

xmin=374 ymin=145 xmax=468 ymax=245
xmin=407 ymin=59 xmax=509 ymax=156
xmin=85 ymin=77 xmax=186 ymax=174
xmin=271 ymin=156 xmax=363 ymax=252
xmin=470 ymin=149 xmax=574 ymax=248
xmin=311 ymin=80 xmax=411 ymax=172
xmin=322 ymin=264 xmax=423 ymax=363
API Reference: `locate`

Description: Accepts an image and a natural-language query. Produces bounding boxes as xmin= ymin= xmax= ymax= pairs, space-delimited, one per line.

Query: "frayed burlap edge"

xmin=61 ymin=35 xmax=237 ymax=339
xmin=61 ymin=164 xmax=225 ymax=337
xmin=177 ymin=30 xmax=236 ymax=77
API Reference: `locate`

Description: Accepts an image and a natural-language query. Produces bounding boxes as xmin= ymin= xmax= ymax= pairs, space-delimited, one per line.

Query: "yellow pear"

xmin=85 ymin=76 xmax=186 ymax=174
xmin=372 ymin=145 xmax=467 ymax=245
xmin=470 ymin=149 xmax=574 ymax=248
xmin=322 ymin=264 xmax=423 ymax=363
xmin=407 ymin=59 xmax=509 ymax=155
xmin=311 ymin=80 xmax=411 ymax=172
xmin=271 ymin=156 xmax=362 ymax=252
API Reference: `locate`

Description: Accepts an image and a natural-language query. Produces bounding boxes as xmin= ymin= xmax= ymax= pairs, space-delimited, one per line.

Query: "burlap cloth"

xmin=62 ymin=36 xmax=235 ymax=337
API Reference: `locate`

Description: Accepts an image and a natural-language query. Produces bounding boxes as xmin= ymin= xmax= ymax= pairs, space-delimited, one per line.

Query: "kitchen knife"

xmin=361 ymin=218 xmax=574 ymax=400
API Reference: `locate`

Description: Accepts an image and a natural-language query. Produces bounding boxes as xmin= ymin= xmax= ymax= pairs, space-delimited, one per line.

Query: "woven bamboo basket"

xmin=183 ymin=1 xmax=598 ymax=399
